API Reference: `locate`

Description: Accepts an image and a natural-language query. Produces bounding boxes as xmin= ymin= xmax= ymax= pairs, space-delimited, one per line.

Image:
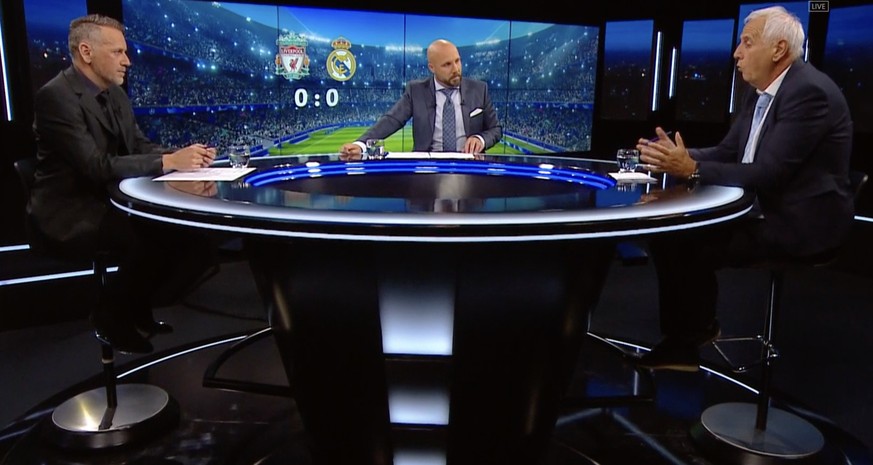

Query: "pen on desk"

xmin=648 ymin=131 xmax=674 ymax=142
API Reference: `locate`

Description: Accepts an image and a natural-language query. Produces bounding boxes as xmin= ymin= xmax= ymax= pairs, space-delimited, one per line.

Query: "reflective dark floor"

xmin=2 ymin=238 xmax=873 ymax=464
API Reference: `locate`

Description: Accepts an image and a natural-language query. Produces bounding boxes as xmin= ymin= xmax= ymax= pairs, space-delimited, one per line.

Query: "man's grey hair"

xmin=68 ymin=14 xmax=125 ymax=57
xmin=746 ymin=6 xmax=806 ymax=61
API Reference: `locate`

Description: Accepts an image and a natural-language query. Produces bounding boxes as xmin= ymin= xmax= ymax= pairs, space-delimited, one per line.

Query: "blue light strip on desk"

xmin=245 ymin=160 xmax=616 ymax=190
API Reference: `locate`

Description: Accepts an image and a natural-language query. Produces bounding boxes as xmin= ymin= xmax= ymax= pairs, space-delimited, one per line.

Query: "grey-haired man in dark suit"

xmin=633 ymin=6 xmax=853 ymax=371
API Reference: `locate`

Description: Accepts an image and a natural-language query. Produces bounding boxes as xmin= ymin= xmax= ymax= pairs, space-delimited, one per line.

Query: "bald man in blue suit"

xmin=340 ymin=39 xmax=502 ymax=157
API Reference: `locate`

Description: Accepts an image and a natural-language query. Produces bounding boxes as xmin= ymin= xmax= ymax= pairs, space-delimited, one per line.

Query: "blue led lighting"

xmin=245 ymin=160 xmax=616 ymax=190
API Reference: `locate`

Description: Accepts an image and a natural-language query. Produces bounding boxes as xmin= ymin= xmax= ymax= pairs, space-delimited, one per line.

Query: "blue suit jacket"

xmin=692 ymin=60 xmax=854 ymax=256
xmin=358 ymin=77 xmax=502 ymax=151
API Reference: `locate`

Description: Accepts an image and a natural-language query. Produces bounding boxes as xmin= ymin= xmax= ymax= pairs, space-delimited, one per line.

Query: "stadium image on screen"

xmin=599 ymin=20 xmax=653 ymax=121
xmin=675 ymin=19 xmax=735 ymax=123
xmin=123 ymin=0 xmax=599 ymax=159
xmin=823 ymin=3 xmax=873 ymax=134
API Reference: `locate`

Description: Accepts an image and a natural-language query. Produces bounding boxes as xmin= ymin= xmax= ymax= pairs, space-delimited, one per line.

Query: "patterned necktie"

xmin=440 ymin=88 xmax=456 ymax=152
xmin=741 ymin=92 xmax=772 ymax=163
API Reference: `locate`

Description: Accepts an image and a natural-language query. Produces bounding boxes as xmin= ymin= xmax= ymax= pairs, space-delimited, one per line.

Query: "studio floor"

xmin=2 ymin=242 xmax=872 ymax=464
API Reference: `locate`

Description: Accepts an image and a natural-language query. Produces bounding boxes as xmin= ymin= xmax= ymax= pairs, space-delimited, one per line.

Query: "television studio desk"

xmin=110 ymin=153 xmax=752 ymax=464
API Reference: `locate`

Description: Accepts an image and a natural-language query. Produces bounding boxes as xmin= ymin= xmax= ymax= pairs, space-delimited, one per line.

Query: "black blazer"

xmin=692 ymin=60 xmax=854 ymax=256
xmin=29 ymin=66 xmax=167 ymax=253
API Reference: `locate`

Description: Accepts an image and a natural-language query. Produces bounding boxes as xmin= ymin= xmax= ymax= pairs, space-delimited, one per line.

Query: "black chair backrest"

xmin=14 ymin=157 xmax=111 ymax=266
xmin=850 ymin=170 xmax=868 ymax=203
xmin=13 ymin=157 xmax=37 ymax=200
xmin=12 ymin=157 xmax=45 ymax=255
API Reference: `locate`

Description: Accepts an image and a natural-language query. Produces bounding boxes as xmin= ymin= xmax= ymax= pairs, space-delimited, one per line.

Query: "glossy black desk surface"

xmin=112 ymin=153 xmax=752 ymax=241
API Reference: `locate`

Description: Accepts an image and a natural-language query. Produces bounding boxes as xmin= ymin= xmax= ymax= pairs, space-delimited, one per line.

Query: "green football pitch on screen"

xmin=267 ymin=126 xmax=531 ymax=156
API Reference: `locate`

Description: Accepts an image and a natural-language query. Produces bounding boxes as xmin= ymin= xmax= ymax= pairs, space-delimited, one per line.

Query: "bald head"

xmin=427 ymin=39 xmax=462 ymax=87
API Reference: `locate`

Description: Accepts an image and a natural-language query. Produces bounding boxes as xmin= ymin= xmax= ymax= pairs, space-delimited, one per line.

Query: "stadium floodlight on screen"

xmin=122 ymin=0 xmax=600 ymax=158
xmin=823 ymin=4 xmax=873 ymax=134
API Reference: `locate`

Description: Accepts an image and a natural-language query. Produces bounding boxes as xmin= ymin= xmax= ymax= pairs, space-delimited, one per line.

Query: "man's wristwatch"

xmin=687 ymin=163 xmax=701 ymax=188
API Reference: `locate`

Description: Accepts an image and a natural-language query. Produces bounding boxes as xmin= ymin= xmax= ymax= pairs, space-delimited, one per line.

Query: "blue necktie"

xmin=742 ymin=92 xmax=772 ymax=163
xmin=440 ymin=88 xmax=456 ymax=152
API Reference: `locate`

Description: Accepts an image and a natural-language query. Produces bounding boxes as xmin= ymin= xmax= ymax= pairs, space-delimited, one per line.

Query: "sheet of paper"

xmin=385 ymin=152 xmax=474 ymax=160
xmin=428 ymin=152 xmax=475 ymax=160
xmin=154 ymin=167 xmax=255 ymax=182
xmin=608 ymin=171 xmax=657 ymax=183
xmin=384 ymin=152 xmax=428 ymax=159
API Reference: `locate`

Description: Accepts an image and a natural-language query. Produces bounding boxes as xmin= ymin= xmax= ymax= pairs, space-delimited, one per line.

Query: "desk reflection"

xmin=165 ymin=180 xmax=218 ymax=197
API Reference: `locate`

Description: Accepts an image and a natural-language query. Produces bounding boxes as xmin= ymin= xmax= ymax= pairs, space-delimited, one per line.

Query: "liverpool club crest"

xmin=326 ymin=37 xmax=356 ymax=82
xmin=275 ymin=32 xmax=310 ymax=81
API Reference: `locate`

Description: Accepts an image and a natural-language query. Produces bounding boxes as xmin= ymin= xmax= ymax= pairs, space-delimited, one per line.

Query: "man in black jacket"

xmin=30 ymin=14 xmax=217 ymax=353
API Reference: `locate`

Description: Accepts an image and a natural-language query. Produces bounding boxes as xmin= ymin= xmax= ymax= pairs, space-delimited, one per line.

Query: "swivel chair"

xmin=691 ymin=170 xmax=869 ymax=465
xmin=13 ymin=156 xmax=179 ymax=449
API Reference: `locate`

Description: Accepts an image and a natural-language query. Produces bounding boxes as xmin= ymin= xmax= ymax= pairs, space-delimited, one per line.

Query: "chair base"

xmin=45 ymin=384 xmax=179 ymax=449
xmin=690 ymin=402 xmax=825 ymax=465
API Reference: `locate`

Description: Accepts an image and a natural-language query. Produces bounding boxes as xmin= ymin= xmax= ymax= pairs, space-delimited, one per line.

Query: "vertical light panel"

xmin=668 ymin=47 xmax=677 ymax=99
xmin=651 ymin=31 xmax=662 ymax=111
xmin=394 ymin=450 xmax=447 ymax=465
xmin=388 ymin=386 xmax=450 ymax=425
xmin=379 ymin=269 xmax=454 ymax=356
xmin=0 ymin=15 xmax=12 ymax=121
xmin=729 ymin=71 xmax=737 ymax=114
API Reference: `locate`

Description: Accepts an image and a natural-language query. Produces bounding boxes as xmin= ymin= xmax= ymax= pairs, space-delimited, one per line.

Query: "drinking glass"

xmin=365 ymin=139 xmax=386 ymax=159
xmin=228 ymin=145 xmax=251 ymax=169
xmin=616 ymin=149 xmax=640 ymax=173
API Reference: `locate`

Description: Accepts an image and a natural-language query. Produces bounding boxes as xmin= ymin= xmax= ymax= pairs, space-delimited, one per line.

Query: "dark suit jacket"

xmin=358 ymin=77 xmax=502 ymax=151
xmin=29 ymin=66 xmax=167 ymax=253
xmin=691 ymin=60 xmax=854 ymax=256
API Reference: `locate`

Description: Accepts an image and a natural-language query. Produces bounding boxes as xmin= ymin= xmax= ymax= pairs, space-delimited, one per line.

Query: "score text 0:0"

xmin=294 ymin=88 xmax=339 ymax=108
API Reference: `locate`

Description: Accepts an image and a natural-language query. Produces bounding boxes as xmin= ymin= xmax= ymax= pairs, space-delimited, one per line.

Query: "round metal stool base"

xmin=690 ymin=402 xmax=825 ymax=465
xmin=46 ymin=384 xmax=179 ymax=449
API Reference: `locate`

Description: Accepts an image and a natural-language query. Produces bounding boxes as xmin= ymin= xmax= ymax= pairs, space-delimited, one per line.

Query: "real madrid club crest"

xmin=275 ymin=32 xmax=310 ymax=81
xmin=326 ymin=37 xmax=356 ymax=82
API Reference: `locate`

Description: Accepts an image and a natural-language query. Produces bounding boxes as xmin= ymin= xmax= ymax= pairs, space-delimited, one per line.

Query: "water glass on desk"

xmin=365 ymin=139 xmax=386 ymax=159
xmin=616 ymin=149 xmax=640 ymax=173
xmin=228 ymin=145 xmax=251 ymax=168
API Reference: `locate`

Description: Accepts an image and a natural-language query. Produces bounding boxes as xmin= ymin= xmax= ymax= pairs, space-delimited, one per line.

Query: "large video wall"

xmin=122 ymin=0 xmax=600 ymax=157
